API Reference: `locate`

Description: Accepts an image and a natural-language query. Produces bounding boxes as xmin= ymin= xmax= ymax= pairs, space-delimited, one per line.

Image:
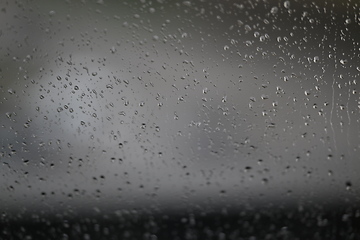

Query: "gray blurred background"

xmin=0 ymin=0 xmax=359 ymax=216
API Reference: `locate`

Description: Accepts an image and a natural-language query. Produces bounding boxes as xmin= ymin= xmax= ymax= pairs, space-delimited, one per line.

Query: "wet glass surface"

xmin=1 ymin=0 xmax=359 ymax=239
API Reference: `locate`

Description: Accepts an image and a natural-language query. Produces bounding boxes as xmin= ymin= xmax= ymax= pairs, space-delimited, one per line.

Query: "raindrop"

xmin=340 ymin=59 xmax=348 ymax=65
xmin=183 ymin=1 xmax=191 ymax=7
xmin=244 ymin=25 xmax=252 ymax=31
xmin=284 ymin=1 xmax=290 ymax=9
xmin=261 ymin=94 xmax=268 ymax=100
xmin=271 ymin=7 xmax=278 ymax=14
xmin=245 ymin=40 xmax=252 ymax=46
xmin=244 ymin=166 xmax=252 ymax=172
xmin=345 ymin=181 xmax=352 ymax=191
xmin=4 ymin=112 xmax=12 ymax=120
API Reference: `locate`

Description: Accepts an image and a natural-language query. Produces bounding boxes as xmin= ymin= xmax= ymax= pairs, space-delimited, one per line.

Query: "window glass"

xmin=1 ymin=0 xmax=359 ymax=238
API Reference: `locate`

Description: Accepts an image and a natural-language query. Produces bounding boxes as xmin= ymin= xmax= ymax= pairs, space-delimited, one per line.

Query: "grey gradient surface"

xmin=0 ymin=0 xmax=359 ymax=215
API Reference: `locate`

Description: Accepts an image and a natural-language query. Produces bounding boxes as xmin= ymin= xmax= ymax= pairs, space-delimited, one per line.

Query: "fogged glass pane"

xmin=1 ymin=0 xmax=359 ymax=238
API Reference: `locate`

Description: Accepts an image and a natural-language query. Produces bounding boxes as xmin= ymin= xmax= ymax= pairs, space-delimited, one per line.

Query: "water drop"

xmin=245 ymin=40 xmax=252 ymax=46
xmin=345 ymin=181 xmax=352 ymax=191
xmin=244 ymin=25 xmax=251 ymax=31
xmin=183 ymin=1 xmax=191 ymax=7
xmin=340 ymin=59 xmax=348 ymax=65
xmin=271 ymin=6 xmax=278 ymax=14
xmin=261 ymin=94 xmax=268 ymax=100
xmin=284 ymin=1 xmax=290 ymax=9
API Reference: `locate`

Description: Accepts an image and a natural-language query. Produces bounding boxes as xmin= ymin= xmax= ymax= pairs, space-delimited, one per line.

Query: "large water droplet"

xmin=284 ymin=1 xmax=290 ymax=9
xmin=271 ymin=6 xmax=278 ymax=14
